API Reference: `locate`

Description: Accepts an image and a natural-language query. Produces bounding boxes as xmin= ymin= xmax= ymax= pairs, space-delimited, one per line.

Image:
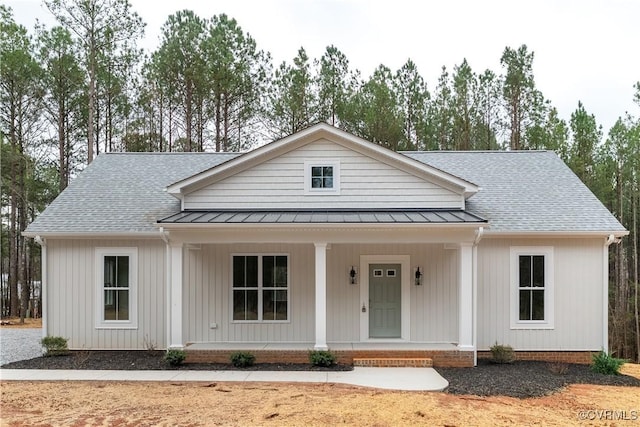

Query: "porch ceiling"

xmin=158 ymin=209 xmax=487 ymax=225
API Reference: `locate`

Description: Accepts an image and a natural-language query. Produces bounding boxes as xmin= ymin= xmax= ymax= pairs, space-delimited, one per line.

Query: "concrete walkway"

xmin=0 ymin=367 xmax=448 ymax=391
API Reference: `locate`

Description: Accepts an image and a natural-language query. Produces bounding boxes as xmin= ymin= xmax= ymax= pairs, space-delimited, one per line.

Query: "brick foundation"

xmin=185 ymin=349 xmax=474 ymax=367
xmin=477 ymin=350 xmax=595 ymax=365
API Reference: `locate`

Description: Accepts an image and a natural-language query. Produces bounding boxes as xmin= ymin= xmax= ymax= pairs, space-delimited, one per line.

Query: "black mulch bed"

xmin=438 ymin=359 xmax=640 ymax=398
xmin=1 ymin=350 xmax=352 ymax=372
xmin=3 ymin=352 xmax=640 ymax=398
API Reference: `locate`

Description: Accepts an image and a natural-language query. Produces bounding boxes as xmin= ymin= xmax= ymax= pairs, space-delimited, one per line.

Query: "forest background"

xmin=1 ymin=1 xmax=638 ymax=361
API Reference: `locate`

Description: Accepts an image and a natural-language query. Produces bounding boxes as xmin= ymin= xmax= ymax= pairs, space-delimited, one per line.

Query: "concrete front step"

xmin=353 ymin=357 xmax=433 ymax=368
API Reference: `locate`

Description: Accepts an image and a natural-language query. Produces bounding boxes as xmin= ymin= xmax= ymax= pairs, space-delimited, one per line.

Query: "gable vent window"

xmin=304 ymin=160 xmax=340 ymax=194
xmin=311 ymin=166 xmax=333 ymax=189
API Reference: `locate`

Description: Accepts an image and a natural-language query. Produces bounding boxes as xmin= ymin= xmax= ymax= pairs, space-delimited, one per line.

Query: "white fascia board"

xmin=155 ymin=222 xmax=486 ymax=231
xmin=346 ymin=146 xmax=478 ymax=197
xmin=324 ymin=129 xmax=479 ymax=197
xmin=482 ymin=230 xmax=629 ymax=238
xmin=165 ymin=123 xmax=480 ymax=198
xmin=166 ymin=124 xmax=332 ymax=196
xmin=22 ymin=231 xmax=166 ymax=239
xmin=158 ymin=224 xmax=483 ymax=245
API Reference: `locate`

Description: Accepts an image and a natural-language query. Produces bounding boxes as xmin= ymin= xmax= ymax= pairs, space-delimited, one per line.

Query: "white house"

xmin=24 ymin=123 xmax=627 ymax=367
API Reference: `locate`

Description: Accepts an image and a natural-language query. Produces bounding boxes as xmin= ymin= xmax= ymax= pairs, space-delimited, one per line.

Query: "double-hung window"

xmin=95 ymin=247 xmax=138 ymax=329
xmin=232 ymin=255 xmax=289 ymax=322
xmin=510 ymin=247 xmax=554 ymax=329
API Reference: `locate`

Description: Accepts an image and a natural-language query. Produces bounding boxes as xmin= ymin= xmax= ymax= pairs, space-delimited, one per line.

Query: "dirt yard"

xmin=1 ymin=318 xmax=638 ymax=425
xmin=1 ymin=364 xmax=639 ymax=426
xmin=0 ymin=317 xmax=42 ymax=329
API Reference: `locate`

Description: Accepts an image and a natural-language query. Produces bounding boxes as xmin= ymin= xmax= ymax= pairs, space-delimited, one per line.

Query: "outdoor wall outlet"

xmin=209 ymin=322 xmax=218 ymax=329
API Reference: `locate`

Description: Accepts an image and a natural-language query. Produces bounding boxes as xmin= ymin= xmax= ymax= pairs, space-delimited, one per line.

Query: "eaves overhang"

xmin=482 ymin=230 xmax=629 ymax=238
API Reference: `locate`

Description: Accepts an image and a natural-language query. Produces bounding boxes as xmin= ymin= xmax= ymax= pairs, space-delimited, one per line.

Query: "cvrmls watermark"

xmin=577 ymin=410 xmax=638 ymax=421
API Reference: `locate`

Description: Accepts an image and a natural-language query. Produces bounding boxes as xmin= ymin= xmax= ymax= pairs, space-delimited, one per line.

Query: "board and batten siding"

xmin=45 ymin=239 xmax=166 ymax=350
xmin=476 ymin=238 xmax=605 ymax=350
xmin=183 ymin=243 xmax=315 ymax=343
xmin=182 ymin=243 xmax=459 ymax=344
xmin=183 ymin=138 xmax=463 ymax=210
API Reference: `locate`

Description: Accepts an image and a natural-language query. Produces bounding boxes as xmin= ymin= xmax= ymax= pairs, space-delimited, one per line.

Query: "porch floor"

xmin=185 ymin=342 xmax=459 ymax=351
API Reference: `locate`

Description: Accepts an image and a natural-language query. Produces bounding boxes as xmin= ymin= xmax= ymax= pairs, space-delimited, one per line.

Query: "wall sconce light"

xmin=414 ymin=267 xmax=423 ymax=286
xmin=349 ymin=266 xmax=358 ymax=285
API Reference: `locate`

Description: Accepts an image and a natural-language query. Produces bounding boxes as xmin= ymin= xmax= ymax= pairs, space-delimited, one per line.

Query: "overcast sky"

xmin=7 ymin=0 xmax=640 ymax=135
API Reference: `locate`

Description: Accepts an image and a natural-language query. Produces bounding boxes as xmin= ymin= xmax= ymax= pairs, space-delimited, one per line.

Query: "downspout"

xmin=34 ymin=236 xmax=47 ymax=339
xmin=160 ymin=227 xmax=171 ymax=350
xmin=603 ymin=234 xmax=622 ymax=353
xmin=472 ymin=227 xmax=484 ymax=366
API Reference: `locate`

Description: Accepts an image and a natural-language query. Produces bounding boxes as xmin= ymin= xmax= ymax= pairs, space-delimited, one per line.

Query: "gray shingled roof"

xmin=404 ymin=151 xmax=626 ymax=233
xmin=25 ymin=150 xmax=626 ymax=235
xmin=25 ymin=152 xmax=238 ymax=234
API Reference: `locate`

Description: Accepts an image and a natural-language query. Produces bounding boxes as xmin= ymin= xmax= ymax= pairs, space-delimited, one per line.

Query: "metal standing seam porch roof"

xmin=157 ymin=209 xmax=488 ymax=225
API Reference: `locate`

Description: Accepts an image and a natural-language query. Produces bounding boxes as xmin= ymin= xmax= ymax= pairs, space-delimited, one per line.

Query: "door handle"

xmin=362 ymin=303 xmax=366 ymax=313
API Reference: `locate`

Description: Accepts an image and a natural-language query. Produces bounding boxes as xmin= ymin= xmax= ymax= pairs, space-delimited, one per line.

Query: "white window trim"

xmin=304 ymin=160 xmax=341 ymax=195
xmin=230 ymin=253 xmax=290 ymax=324
xmin=95 ymin=247 xmax=138 ymax=329
xmin=510 ymin=246 xmax=554 ymax=330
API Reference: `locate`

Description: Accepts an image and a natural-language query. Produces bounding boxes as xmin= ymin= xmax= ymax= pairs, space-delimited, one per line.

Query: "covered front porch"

xmin=159 ymin=213 xmax=485 ymax=367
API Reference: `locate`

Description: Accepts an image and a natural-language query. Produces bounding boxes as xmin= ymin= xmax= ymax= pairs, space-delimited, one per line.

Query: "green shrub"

xmin=489 ymin=343 xmax=515 ymax=364
xmin=40 ymin=336 xmax=69 ymax=356
xmin=164 ymin=349 xmax=187 ymax=366
xmin=591 ymin=351 xmax=625 ymax=375
xmin=230 ymin=351 xmax=255 ymax=368
xmin=309 ymin=350 xmax=337 ymax=367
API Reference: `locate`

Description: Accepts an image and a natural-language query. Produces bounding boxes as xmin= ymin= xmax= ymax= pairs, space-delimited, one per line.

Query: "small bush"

xmin=41 ymin=336 xmax=69 ymax=356
xmin=230 ymin=351 xmax=255 ymax=368
xmin=164 ymin=349 xmax=186 ymax=366
xmin=591 ymin=351 xmax=625 ymax=375
xmin=489 ymin=343 xmax=515 ymax=364
xmin=309 ymin=350 xmax=337 ymax=367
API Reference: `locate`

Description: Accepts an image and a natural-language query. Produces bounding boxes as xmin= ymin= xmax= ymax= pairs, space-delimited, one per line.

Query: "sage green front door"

xmin=369 ymin=263 xmax=402 ymax=338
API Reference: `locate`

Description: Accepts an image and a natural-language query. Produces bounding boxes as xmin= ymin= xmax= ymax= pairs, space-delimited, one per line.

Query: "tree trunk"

xmin=58 ymin=98 xmax=67 ymax=192
xmin=18 ymin=192 xmax=28 ymax=323
xmin=215 ymin=90 xmax=222 ymax=152
xmin=185 ymin=83 xmax=193 ymax=152
xmin=614 ymin=166 xmax=629 ymax=357
xmin=223 ymin=95 xmax=230 ymax=152
xmin=8 ymin=101 xmax=19 ymax=318
xmin=87 ymin=34 xmax=96 ymax=163
xmin=159 ymin=90 xmax=164 ymax=152
xmin=633 ymin=184 xmax=639 ymax=362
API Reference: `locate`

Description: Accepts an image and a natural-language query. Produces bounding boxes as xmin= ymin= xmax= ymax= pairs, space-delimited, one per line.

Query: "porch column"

xmin=458 ymin=243 xmax=474 ymax=350
xmin=314 ymin=242 xmax=328 ymax=350
xmin=168 ymin=243 xmax=184 ymax=349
